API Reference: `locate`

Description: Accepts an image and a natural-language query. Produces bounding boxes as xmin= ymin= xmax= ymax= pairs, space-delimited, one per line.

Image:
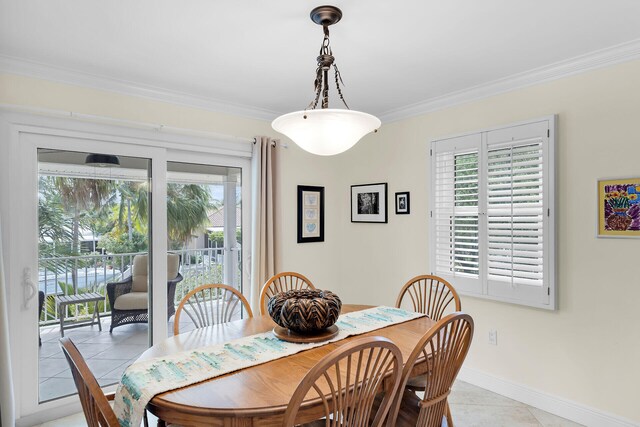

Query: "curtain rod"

xmin=252 ymin=138 xmax=288 ymax=148
xmin=0 ymin=103 xmax=256 ymax=144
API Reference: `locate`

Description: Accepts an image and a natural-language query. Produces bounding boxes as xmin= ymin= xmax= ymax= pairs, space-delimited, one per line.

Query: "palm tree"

xmin=166 ymin=184 xmax=218 ymax=248
xmin=40 ymin=176 xmax=217 ymax=292
xmin=38 ymin=177 xmax=73 ymax=256
xmin=109 ymin=181 xmax=217 ymax=249
xmin=115 ymin=181 xmax=149 ymax=240
xmin=51 ymin=177 xmax=114 ymax=292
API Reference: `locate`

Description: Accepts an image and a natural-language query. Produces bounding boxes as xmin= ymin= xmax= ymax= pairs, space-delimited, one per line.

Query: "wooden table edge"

xmin=144 ymin=304 xmax=432 ymax=425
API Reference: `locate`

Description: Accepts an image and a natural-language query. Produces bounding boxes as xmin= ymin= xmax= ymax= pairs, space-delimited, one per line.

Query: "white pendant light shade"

xmin=274 ymin=6 xmax=381 ymax=156
xmin=272 ymin=109 xmax=381 ymax=156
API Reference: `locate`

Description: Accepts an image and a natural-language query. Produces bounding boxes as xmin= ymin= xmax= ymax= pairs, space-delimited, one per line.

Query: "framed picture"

xmin=395 ymin=191 xmax=410 ymax=215
xmin=351 ymin=183 xmax=388 ymax=223
xmin=297 ymin=185 xmax=324 ymax=243
xmin=597 ymin=178 xmax=640 ymax=237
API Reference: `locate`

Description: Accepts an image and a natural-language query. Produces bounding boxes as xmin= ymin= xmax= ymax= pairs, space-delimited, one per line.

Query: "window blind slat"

xmin=486 ymin=140 xmax=544 ymax=287
xmin=433 ymin=149 xmax=480 ymax=278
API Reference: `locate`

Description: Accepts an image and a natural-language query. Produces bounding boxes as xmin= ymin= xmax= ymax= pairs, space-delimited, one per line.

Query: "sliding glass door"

xmin=37 ymin=149 xmax=153 ymax=402
xmin=6 ymin=121 xmax=251 ymax=420
xmin=166 ymin=161 xmax=247 ymax=335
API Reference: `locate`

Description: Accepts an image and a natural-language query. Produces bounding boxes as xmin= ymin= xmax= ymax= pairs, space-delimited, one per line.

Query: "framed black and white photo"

xmin=297 ymin=185 xmax=324 ymax=243
xmin=351 ymin=183 xmax=388 ymax=223
xmin=395 ymin=191 xmax=410 ymax=214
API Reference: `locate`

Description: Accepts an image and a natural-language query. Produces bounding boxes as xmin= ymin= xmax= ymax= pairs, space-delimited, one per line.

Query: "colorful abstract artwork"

xmin=598 ymin=178 xmax=640 ymax=237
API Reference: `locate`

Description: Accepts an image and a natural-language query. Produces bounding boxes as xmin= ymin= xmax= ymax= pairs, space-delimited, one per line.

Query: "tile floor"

xmin=35 ymin=381 xmax=583 ymax=427
xmin=446 ymin=382 xmax=583 ymax=426
xmin=39 ymin=320 xmax=149 ymax=402
xmin=38 ymin=312 xmax=215 ymax=402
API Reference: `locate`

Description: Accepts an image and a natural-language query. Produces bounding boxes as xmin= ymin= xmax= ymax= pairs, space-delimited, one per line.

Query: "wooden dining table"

xmin=138 ymin=304 xmax=436 ymax=426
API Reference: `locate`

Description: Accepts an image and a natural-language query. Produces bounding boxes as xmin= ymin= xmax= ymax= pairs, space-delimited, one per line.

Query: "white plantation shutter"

xmin=430 ymin=117 xmax=556 ymax=309
xmin=486 ymin=141 xmax=543 ymax=286
xmin=431 ymin=133 xmax=482 ymax=295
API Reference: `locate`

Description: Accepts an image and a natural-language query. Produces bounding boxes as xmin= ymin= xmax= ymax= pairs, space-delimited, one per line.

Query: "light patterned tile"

xmin=449 ymin=381 xmax=526 ymax=407
xmin=91 ymin=343 xmax=146 ymax=360
xmin=81 ymin=332 xmax=131 ymax=344
xmin=528 ymin=407 xmax=584 ymax=427
xmin=38 ymin=357 xmax=69 ymax=378
xmin=60 ymin=329 xmax=103 ymax=342
xmin=74 ymin=342 xmax=117 ymax=358
xmin=99 ymin=359 xmax=131 ymax=381
xmin=38 ymin=341 xmax=62 ymax=358
xmin=84 ymin=358 xmax=130 ymax=378
xmin=449 ymin=403 xmax=542 ymax=427
xmin=39 ymin=377 xmax=77 ymax=402
xmin=119 ymin=331 xmax=149 ymax=345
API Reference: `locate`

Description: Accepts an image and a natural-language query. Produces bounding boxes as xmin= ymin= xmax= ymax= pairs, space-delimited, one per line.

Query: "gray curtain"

xmin=250 ymin=136 xmax=279 ymax=311
xmin=0 ymin=214 xmax=15 ymax=427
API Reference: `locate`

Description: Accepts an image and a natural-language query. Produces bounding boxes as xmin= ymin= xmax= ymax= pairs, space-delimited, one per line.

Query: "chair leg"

xmin=445 ymin=401 xmax=454 ymax=427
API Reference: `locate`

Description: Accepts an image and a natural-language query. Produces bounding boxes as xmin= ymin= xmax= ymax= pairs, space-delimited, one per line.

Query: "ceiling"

xmin=2 ymin=1 xmax=640 ymax=122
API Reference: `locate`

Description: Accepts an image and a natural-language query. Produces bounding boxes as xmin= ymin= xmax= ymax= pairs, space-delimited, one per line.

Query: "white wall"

xmin=0 ymin=73 xmax=274 ymax=137
xmin=2 ymin=58 xmax=640 ymax=424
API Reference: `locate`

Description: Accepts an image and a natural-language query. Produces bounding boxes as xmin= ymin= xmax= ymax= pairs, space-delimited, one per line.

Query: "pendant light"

xmin=272 ymin=6 xmax=381 ymax=156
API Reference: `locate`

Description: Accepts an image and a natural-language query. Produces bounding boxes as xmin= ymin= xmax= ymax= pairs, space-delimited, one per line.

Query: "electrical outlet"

xmin=488 ymin=329 xmax=498 ymax=345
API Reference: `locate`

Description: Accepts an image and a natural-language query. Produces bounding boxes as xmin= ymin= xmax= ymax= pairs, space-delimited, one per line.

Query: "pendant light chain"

xmin=272 ymin=6 xmax=380 ymax=156
xmin=306 ymin=23 xmax=349 ymax=113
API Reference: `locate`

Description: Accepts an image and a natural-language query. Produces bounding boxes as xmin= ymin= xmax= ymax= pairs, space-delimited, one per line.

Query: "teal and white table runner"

xmin=114 ymin=306 xmax=425 ymax=427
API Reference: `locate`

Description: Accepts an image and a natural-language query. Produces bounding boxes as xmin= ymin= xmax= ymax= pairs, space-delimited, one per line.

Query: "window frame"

xmin=429 ymin=116 xmax=556 ymax=310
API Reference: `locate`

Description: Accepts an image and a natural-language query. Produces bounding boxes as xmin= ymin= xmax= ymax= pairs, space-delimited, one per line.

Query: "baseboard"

xmin=457 ymin=367 xmax=639 ymax=427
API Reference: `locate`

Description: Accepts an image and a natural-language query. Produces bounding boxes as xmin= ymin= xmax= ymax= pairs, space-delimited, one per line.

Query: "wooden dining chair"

xmin=386 ymin=312 xmax=474 ymax=427
xmin=60 ymin=337 xmax=149 ymax=427
xmin=259 ymin=272 xmax=315 ymax=315
xmin=395 ymin=275 xmax=461 ymax=321
xmin=173 ymin=284 xmax=253 ymax=335
xmin=395 ymin=275 xmax=462 ymax=400
xmin=283 ymin=336 xmax=403 ymax=427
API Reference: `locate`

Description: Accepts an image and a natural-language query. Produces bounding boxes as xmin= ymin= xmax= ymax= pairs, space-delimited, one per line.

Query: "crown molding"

xmin=3 ymin=39 xmax=640 ymax=125
xmin=380 ymin=38 xmax=640 ymax=123
xmin=0 ymin=55 xmax=278 ymax=122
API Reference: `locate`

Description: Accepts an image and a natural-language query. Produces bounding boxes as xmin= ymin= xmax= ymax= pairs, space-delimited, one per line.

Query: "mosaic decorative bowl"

xmin=268 ymin=289 xmax=342 ymax=333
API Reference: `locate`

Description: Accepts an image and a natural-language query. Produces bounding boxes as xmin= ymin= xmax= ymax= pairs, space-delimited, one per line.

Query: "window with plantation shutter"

xmin=430 ymin=117 xmax=556 ymax=309
xmin=432 ymin=133 xmax=483 ymax=296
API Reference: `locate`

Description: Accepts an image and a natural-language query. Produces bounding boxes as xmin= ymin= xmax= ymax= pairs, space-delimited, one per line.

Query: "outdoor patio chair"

xmin=106 ymin=253 xmax=183 ymax=332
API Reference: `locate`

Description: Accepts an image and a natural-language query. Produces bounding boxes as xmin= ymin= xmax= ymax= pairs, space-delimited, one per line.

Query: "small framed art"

xmin=297 ymin=185 xmax=324 ymax=243
xmin=597 ymin=178 xmax=640 ymax=237
xmin=351 ymin=183 xmax=388 ymax=223
xmin=395 ymin=191 xmax=410 ymax=214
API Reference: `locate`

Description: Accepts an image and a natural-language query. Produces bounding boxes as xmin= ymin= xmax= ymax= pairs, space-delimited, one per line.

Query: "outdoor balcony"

xmin=38 ymin=246 xmax=239 ymax=403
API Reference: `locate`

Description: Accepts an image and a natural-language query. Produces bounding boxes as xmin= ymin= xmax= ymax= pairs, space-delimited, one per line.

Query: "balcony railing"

xmin=38 ymin=246 xmax=238 ymax=326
